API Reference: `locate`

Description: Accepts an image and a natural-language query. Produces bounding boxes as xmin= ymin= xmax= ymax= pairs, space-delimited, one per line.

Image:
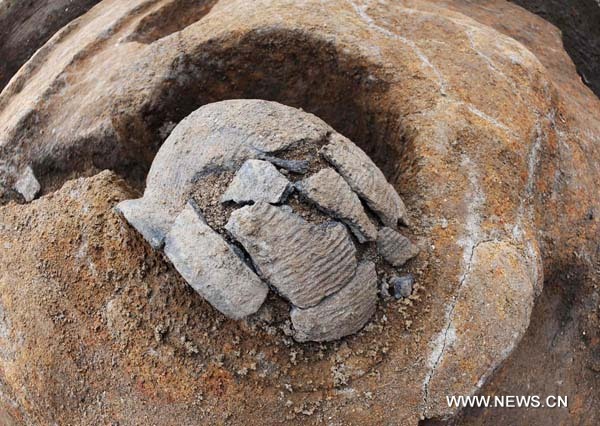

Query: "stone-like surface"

xmin=377 ymin=227 xmax=420 ymax=267
xmin=391 ymin=275 xmax=414 ymax=299
xmin=321 ymin=134 xmax=408 ymax=228
xmin=164 ymin=202 xmax=268 ymax=319
xmin=13 ymin=166 xmax=40 ymax=202
xmin=296 ymin=168 xmax=377 ymax=243
xmin=221 ymin=159 xmax=291 ymax=204
xmin=291 ymin=261 xmax=378 ymax=342
xmin=226 ymin=202 xmax=357 ymax=308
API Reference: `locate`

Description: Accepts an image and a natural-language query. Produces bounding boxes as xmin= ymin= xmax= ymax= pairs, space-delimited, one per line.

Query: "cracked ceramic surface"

xmin=117 ymin=99 xmax=415 ymax=341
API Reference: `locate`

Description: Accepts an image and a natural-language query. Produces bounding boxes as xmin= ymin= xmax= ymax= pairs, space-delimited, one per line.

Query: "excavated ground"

xmin=0 ymin=1 xmax=598 ymax=425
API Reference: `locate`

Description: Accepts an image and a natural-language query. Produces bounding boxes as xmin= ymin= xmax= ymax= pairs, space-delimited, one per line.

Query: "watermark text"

xmin=446 ymin=395 xmax=568 ymax=409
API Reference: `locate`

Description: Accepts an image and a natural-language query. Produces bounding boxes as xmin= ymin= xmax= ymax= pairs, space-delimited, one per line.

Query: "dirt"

xmin=0 ymin=0 xmax=101 ymax=90
xmin=0 ymin=171 xmax=428 ymax=424
xmin=190 ymin=170 xmax=237 ymax=234
xmin=0 ymin=0 xmax=598 ymax=424
xmin=422 ymin=260 xmax=600 ymax=426
xmin=510 ymin=0 xmax=600 ymax=97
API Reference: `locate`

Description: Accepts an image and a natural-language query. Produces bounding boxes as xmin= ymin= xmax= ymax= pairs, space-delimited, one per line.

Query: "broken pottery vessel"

xmin=116 ymin=99 xmax=417 ymax=342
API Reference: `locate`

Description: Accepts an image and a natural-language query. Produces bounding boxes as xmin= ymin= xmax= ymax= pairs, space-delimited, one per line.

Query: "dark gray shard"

xmin=221 ymin=159 xmax=292 ymax=204
xmin=379 ymin=279 xmax=392 ymax=299
xmin=164 ymin=202 xmax=269 ymax=319
xmin=14 ymin=166 xmax=40 ymax=202
xmin=377 ymin=227 xmax=419 ymax=267
xmin=295 ymin=168 xmax=378 ymax=243
xmin=257 ymin=154 xmax=310 ymax=174
xmin=225 ymin=202 xmax=357 ymax=308
xmin=320 ymin=133 xmax=408 ymax=227
xmin=291 ymin=261 xmax=379 ymax=342
xmin=115 ymin=199 xmax=172 ymax=249
xmin=392 ymin=274 xmax=415 ymax=299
